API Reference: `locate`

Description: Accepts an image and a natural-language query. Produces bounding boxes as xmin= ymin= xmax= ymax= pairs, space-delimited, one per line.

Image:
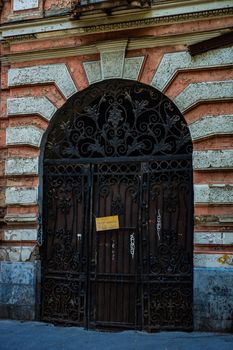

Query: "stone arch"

xmin=38 ymin=79 xmax=193 ymax=331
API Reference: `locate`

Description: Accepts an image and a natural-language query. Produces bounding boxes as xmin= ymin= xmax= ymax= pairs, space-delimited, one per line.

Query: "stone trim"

xmin=194 ymin=184 xmax=233 ymax=204
xmin=83 ymin=61 xmax=102 ymax=85
xmin=8 ymin=64 xmax=77 ymax=99
xmin=194 ymin=253 xmax=233 ymax=268
xmin=194 ymin=232 xmax=233 ymax=245
xmin=4 ymin=229 xmax=37 ymax=241
xmin=0 ymin=261 xmax=36 ymax=283
xmin=2 ymin=31 xmax=229 ymax=66
xmin=193 ymin=150 xmax=233 ymax=170
xmin=190 ymin=115 xmax=233 ymax=141
xmin=123 ymin=56 xmax=145 ymax=80
xmin=97 ymin=40 xmax=128 ymax=80
xmin=7 ymin=97 xmax=57 ymax=121
xmin=0 ymin=246 xmax=34 ymax=262
xmin=1 ymin=3 xmax=233 ymax=39
xmin=6 ymin=126 xmax=44 ymax=147
xmin=151 ymin=47 xmax=233 ymax=91
xmin=4 ymin=213 xmax=38 ymax=225
xmin=175 ymin=80 xmax=233 ymax=112
xmin=13 ymin=0 xmax=39 ymax=11
xmin=83 ymin=54 xmax=144 ymax=84
xmin=5 ymin=187 xmax=38 ymax=205
xmin=5 ymin=157 xmax=39 ymax=175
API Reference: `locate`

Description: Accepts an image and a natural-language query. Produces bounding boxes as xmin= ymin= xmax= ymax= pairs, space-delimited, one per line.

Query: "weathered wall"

xmin=0 ymin=0 xmax=233 ymax=331
xmin=0 ymin=261 xmax=40 ymax=320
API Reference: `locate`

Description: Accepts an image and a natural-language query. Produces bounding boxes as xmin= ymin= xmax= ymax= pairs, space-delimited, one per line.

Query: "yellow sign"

xmin=96 ymin=215 xmax=119 ymax=232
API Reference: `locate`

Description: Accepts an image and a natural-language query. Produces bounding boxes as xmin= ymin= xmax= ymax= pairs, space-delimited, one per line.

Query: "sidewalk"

xmin=0 ymin=320 xmax=232 ymax=350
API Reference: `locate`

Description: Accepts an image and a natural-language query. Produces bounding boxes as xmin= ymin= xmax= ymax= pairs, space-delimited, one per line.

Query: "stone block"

xmin=8 ymin=64 xmax=77 ymax=99
xmin=97 ymin=40 xmax=127 ymax=80
xmin=101 ymin=51 xmax=125 ymax=79
xmin=0 ymin=246 xmax=34 ymax=262
xmin=193 ymin=150 xmax=233 ymax=170
xmin=6 ymin=126 xmax=44 ymax=147
xmin=190 ymin=115 xmax=233 ymax=141
xmin=194 ymin=184 xmax=233 ymax=204
xmin=123 ymin=56 xmax=144 ymax=80
xmin=13 ymin=0 xmax=39 ymax=11
xmin=5 ymin=157 xmax=38 ymax=175
xmin=194 ymin=253 xmax=233 ymax=268
xmin=194 ymin=268 xmax=233 ymax=331
xmin=0 ymin=284 xmax=35 ymax=305
xmin=194 ymin=232 xmax=233 ymax=245
xmin=4 ymin=213 xmax=38 ymax=225
xmin=5 ymin=187 xmax=38 ymax=205
xmin=83 ymin=61 xmax=102 ymax=84
xmin=175 ymin=80 xmax=233 ymax=112
xmin=0 ymin=262 xmax=36 ymax=285
xmin=4 ymin=229 xmax=37 ymax=241
xmin=151 ymin=47 xmax=233 ymax=91
xmin=7 ymin=97 xmax=57 ymax=121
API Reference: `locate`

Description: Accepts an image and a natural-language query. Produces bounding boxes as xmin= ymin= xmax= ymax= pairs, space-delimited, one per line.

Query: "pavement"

xmin=0 ymin=320 xmax=233 ymax=350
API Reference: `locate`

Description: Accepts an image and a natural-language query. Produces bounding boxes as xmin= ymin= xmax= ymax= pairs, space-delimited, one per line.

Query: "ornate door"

xmin=40 ymin=79 xmax=193 ymax=331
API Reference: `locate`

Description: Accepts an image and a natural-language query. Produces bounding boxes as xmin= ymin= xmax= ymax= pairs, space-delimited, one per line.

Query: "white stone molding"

xmin=13 ymin=0 xmax=39 ymax=11
xmin=7 ymin=97 xmax=57 ymax=121
xmin=8 ymin=64 xmax=77 ymax=99
xmin=4 ymin=229 xmax=37 ymax=241
xmin=6 ymin=126 xmax=44 ymax=147
xmin=83 ymin=40 xmax=144 ymax=84
xmin=151 ymin=47 xmax=233 ymax=91
xmin=96 ymin=40 xmax=128 ymax=80
xmin=194 ymin=253 xmax=233 ymax=268
xmin=123 ymin=56 xmax=144 ymax=80
xmin=83 ymin=61 xmax=102 ymax=85
xmin=175 ymin=80 xmax=233 ymax=112
xmin=83 ymin=56 xmax=144 ymax=84
xmin=193 ymin=150 xmax=233 ymax=170
xmin=0 ymin=246 xmax=35 ymax=262
xmin=4 ymin=213 xmax=38 ymax=224
xmin=5 ymin=157 xmax=39 ymax=175
xmin=194 ymin=232 xmax=233 ymax=245
xmin=2 ymin=1 xmax=233 ymax=39
xmin=194 ymin=184 xmax=233 ymax=204
xmin=190 ymin=115 xmax=233 ymax=141
xmin=5 ymin=187 xmax=38 ymax=205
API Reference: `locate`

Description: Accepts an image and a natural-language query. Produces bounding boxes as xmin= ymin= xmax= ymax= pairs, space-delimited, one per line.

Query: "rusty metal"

xmin=41 ymin=79 xmax=193 ymax=331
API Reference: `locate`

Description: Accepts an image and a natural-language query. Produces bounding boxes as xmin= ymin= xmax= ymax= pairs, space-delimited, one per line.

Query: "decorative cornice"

xmin=1 ymin=28 xmax=229 ymax=65
xmin=79 ymin=8 xmax=233 ymax=35
xmin=1 ymin=5 xmax=233 ymax=42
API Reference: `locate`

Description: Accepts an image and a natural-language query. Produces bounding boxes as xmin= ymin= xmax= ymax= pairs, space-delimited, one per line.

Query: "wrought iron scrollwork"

xmin=44 ymin=80 xmax=192 ymax=161
xmin=41 ymin=79 xmax=193 ymax=331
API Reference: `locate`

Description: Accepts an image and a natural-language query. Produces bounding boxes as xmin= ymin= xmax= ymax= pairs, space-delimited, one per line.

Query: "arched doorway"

xmin=40 ymin=79 xmax=193 ymax=331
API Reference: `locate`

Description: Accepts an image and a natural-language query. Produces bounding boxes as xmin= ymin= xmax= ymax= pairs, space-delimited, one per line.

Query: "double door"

xmin=41 ymin=158 xmax=193 ymax=331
